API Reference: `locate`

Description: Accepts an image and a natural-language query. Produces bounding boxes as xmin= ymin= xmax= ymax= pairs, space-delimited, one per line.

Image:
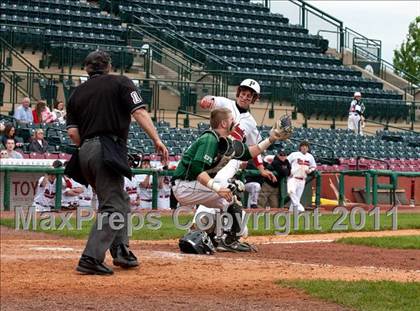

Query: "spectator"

xmin=287 ymin=141 xmax=316 ymax=213
xmin=32 ymin=100 xmax=56 ymax=124
xmin=243 ymin=161 xmax=263 ymax=209
xmin=14 ymin=97 xmax=33 ymax=124
xmin=0 ymin=149 xmax=8 ymax=158
xmin=258 ymin=149 xmax=291 ymax=209
xmin=4 ymin=138 xmax=23 ymax=159
xmin=53 ymin=100 xmax=67 ymax=124
xmin=1 ymin=123 xmax=23 ymax=148
xmin=28 ymin=129 xmax=49 ymax=153
xmin=0 ymin=122 xmax=5 ymax=135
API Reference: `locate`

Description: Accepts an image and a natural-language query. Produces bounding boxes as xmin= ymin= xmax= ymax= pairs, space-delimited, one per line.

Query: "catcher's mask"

xmin=179 ymin=230 xmax=216 ymax=255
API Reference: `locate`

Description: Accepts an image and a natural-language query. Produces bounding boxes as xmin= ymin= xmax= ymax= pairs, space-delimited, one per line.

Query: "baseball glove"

xmin=270 ymin=114 xmax=293 ymax=141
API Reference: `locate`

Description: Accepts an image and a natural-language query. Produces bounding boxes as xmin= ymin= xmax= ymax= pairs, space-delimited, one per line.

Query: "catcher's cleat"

xmin=216 ymin=236 xmax=258 ymax=253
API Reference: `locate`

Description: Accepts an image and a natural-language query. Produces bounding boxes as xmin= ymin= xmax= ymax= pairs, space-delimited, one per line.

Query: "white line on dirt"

xmin=261 ymin=239 xmax=334 ymax=245
xmin=29 ymin=247 xmax=76 ymax=252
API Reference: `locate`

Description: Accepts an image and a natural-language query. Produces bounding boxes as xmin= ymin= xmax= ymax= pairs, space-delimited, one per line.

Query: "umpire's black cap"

xmin=84 ymin=50 xmax=111 ymax=69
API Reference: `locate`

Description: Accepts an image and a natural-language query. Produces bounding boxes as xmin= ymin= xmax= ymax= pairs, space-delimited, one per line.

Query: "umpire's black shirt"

xmin=66 ymin=74 xmax=146 ymax=141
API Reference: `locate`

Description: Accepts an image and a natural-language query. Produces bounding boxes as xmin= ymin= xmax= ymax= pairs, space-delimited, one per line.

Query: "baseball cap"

xmin=84 ymin=50 xmax=111 ymax=68
xmin=52 ymin=160 xmax=63 ymax=169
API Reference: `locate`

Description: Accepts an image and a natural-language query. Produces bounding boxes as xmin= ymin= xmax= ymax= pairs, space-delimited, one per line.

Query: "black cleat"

xmin=110 ymin=244 xmax=139 ymax=268
xmin=76 ymin=255 xmax=114 ymax=275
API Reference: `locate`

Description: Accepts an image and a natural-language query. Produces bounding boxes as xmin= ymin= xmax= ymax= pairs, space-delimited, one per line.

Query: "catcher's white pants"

xmin=175 ymin=159 xmax=249 ymax=237
xmin=173 ymin=180 xmax=230 ymax=210
xmin=245 ymin=182 xmax=261 ymax=208
xmin=287 ymin=177 xmax=305 ymax=212
xmin=348 ymin=113 xmax=363 ymax=135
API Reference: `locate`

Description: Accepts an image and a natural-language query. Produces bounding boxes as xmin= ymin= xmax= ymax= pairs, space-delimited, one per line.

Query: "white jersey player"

xmin=124 ymin=176 xmax=140 ymax=209
xmin=348 ymin=91 xmax=364 ymax=135
xmin=61 ymin=176 xmax=84 ymax=209
xmin=197 ymin=79 xmax=276 ymax=231
xmin=287 ymin=141 xmax=316 ymax=212
xmin=158 ymin=176 xmax=171 ymax=210
xmin=33 ymin=174 xmax=58 ymax=212
xmin=33 ymin=160 xmax=64 ymax=212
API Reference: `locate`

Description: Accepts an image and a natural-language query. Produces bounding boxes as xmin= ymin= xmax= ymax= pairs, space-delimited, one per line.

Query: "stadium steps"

xmin=342 ymin=49 xmax=415 ymax=102
xmin=349 ymin=64 xmax=414 ymax=102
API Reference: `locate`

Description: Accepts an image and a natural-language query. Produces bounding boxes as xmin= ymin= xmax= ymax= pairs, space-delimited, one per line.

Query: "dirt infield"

xmin=1 ymin=226 xmax=419 ymax=311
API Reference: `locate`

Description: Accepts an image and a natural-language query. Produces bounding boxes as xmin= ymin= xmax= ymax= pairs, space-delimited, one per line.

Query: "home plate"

xmin=261 ymin=239 xmax=334 ymax=245
xmin=29 ymin=247 xmax=76 ymax=252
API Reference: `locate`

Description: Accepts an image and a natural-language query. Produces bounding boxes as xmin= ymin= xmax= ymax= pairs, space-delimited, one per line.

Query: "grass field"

xmin=337 ymin=235 xmax=420 ymax=250
xmin=277 ymin=280 xmax=420 ymax=311
xmin=1 ymin=212 xmax=420 ymax=240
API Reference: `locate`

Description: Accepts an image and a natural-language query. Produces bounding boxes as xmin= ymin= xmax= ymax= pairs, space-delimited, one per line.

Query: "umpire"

xmin=66 ymin=50 xmax=168 ymax=275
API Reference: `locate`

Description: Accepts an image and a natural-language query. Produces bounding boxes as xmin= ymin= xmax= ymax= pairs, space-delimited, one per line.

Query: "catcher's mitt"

xmin=270 ymin=114 xmax=293 ymax=141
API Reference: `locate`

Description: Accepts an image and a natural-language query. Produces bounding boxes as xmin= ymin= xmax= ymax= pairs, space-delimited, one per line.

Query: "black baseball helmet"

xmin=179 ymin=230 xmax=216 ymax=255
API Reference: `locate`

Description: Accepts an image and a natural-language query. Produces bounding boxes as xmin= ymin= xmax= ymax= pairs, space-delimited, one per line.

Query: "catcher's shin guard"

xmin=226 ymin=200 xmax=243 ymax=237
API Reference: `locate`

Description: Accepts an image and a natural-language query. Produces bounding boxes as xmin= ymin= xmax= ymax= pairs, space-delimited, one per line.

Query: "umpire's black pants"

xmin=79 ymin=137 xmax=130 ymax=262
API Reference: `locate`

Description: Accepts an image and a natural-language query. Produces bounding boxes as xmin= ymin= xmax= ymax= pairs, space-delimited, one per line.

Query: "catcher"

xmin=173 ymin=108 xmax=292 ymax=254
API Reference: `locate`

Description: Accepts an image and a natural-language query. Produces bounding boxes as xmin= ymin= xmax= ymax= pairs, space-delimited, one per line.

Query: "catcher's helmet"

xmin=354 ymin=91 xmax=362 ymax=98
xmin=179 ymin=230 xmax=216 ymax=255
xmin=239 ymin=79 xmax=260 ymax=95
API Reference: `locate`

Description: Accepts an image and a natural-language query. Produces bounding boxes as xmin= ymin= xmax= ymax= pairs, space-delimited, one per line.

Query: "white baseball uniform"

xmin=193 ymin=96 xmax=261 ymax=236
xmin=348 ymin=99 xmax=363 ymax=135
xmin=245 ymin=182 xmax=261 ymax=208
xmin=61 ymin=177 xmax=82 ymax=208
xmin=124 ymin=176 xmax=140 ymax=209
xmin=287 ymin=151 xmax=316 ymax=212
xmin=33 ymin=176 xmax=57 ymax=212
xmin=137 ymin=174 xmax=153 ymax=209
xmin=79 ymin=185 xmax=94 ymax=207
xmin=158 ymin=176 xmax=171 ymax=210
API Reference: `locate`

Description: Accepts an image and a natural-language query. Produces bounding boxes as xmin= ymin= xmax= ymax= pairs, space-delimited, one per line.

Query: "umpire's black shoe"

xmin=110 ymin=244 xmax=139 ymax=269
xmin=76 ymin=255 xmax=114 ymax=275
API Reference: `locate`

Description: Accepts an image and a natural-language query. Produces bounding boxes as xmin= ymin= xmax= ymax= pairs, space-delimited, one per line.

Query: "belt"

xmin=159 ymin=195 xmax=170 ymax=198
xmin=84 ymin=136 xmax=100 ymax=142
xmin=294 ymin=177 xmax=305 ymax=180
xmin=141 ymin=199 xmax=152 ymax=202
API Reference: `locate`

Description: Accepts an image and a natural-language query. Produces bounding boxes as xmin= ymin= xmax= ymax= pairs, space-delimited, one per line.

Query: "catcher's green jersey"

xmin=173 ymin=132 xmax=219 ymax=181
xmin=173 ymin=131 xmax=252 ymax=181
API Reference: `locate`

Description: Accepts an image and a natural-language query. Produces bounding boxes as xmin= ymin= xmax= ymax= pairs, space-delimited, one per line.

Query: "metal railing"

xmin=338 ymin=170 xmax=420 ymax=207
xmin=0 ymin=36 xmax=48 ymax=104
xmin=1 ymin=165 xmax=322 ymax=210
xmin=123 ymin=3 xmax=239 ymax=71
